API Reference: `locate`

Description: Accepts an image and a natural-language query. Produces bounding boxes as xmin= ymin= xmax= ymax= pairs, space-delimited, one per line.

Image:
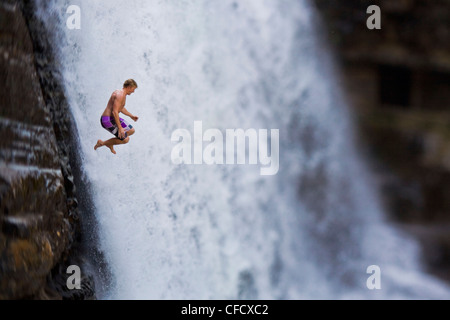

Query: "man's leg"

xmin=95 ymin=137 xmax=130 ymax=154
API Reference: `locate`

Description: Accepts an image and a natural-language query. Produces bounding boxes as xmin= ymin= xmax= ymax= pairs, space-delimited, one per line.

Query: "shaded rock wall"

xmin=0 ymin=0 xmax=97 ymax=299
xmin=313 ymin=0 xmax=450 ymax=282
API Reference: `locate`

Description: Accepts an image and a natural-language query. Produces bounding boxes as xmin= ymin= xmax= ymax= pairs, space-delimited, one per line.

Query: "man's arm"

xmin=112 ymin=93 xmax=126 ymax=139
xmin=121 ymin=107 xmax=139 ymax=122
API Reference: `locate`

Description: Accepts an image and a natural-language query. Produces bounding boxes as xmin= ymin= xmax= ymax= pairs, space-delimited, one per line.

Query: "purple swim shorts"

xmin=100 ymin=116 xmax=133 ymax=141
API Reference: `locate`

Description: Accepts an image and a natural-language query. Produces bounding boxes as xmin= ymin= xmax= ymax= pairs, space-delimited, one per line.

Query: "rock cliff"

xmin=0 ymin=0 xmax=98 ymax=299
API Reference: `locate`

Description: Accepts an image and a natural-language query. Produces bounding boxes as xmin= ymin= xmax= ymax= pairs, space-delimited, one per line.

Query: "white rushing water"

xmin=37 ymin=0 xmax=450 ymax=299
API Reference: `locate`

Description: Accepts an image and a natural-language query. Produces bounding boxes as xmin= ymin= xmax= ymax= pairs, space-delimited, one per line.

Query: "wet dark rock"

xmin=0 ymin=0 xmax=97 ymax=300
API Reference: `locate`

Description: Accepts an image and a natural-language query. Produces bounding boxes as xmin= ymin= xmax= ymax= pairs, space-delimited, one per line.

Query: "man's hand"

xmin=131 ymin=115 xmax=139 ymax=122
xmin=118 ymin=127 xmax=126 ymax=139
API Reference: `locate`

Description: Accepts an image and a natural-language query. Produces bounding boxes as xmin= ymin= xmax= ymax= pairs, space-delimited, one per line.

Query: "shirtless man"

xmin=95 ymin=79 xmax=139 ymax=154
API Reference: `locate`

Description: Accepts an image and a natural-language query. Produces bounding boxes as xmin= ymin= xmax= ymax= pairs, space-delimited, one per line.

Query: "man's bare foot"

xmin=107 ymin=146 xmax=117 ymax=155
xmin=94 ymin=140 xmax=103 ymax=151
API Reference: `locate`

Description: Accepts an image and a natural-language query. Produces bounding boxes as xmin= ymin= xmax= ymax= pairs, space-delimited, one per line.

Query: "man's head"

xmin=123 ymin=79 xmax=138 ymax=95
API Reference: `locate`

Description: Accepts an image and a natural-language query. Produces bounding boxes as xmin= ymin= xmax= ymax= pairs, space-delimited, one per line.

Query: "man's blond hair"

xmin=123 ymin=79 xmax=138 ymax=89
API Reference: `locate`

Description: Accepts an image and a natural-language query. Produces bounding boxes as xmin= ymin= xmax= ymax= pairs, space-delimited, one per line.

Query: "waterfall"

xmin=36 ymin=0 xmax=450 ymax=299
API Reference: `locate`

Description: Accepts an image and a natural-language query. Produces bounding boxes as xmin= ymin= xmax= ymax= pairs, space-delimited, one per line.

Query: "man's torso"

xmin=102 ymin=89 xmax=126 ymax=117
